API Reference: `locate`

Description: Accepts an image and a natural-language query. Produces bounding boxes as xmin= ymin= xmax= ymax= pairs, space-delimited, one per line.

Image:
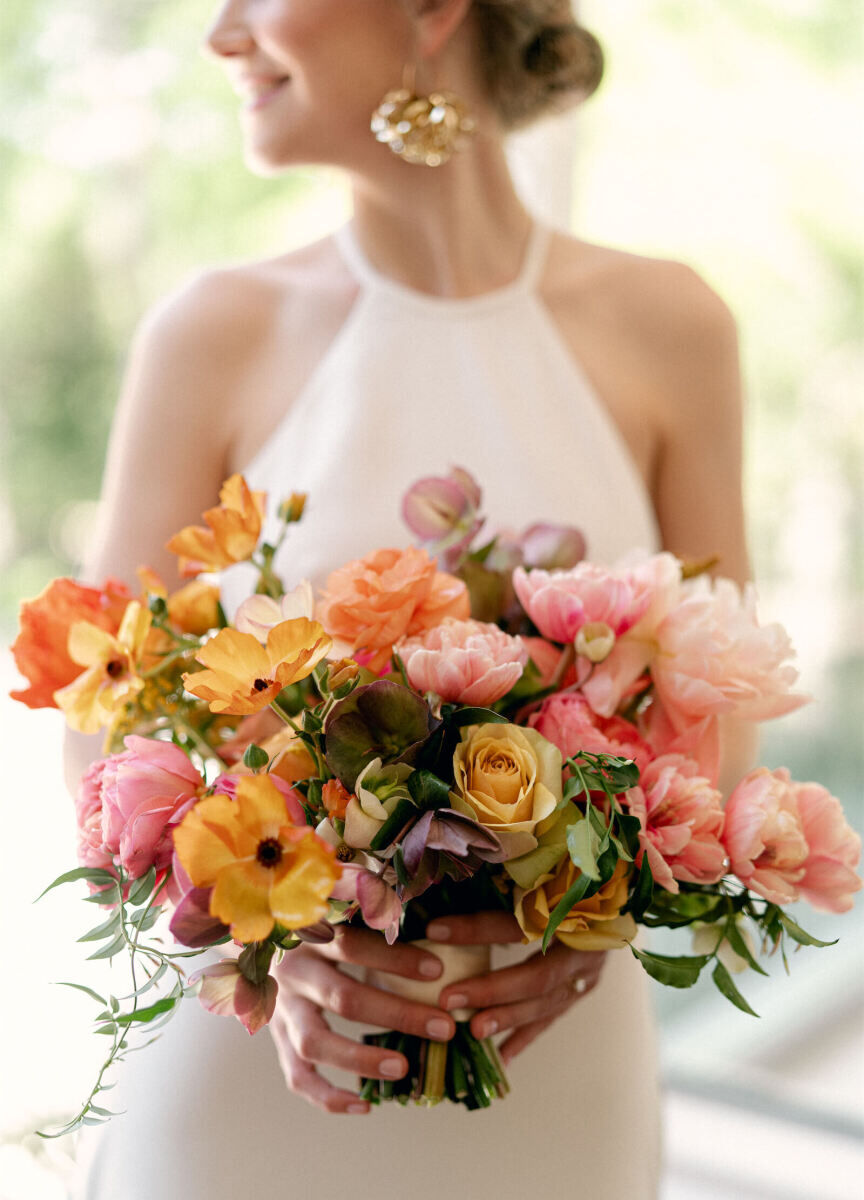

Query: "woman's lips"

xmin=241 ymin=77 xmax=291 ymax=112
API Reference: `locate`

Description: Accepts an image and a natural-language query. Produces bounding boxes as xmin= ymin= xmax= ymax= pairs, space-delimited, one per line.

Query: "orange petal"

xmin=197 ymin=628 xmax=270 ymax=682
xmin=173 ymin=795 xmax=246 ymax=886
xmin=269 ymin=841 xmax=338 ymax=930
xmin=66 ymin=621 xmax=118 ymax=669
xmin=266 ymin=619 xmax=330 ymax=670
xmin=117 ymin=601 xmax=152 ymax=657
xmin=211 ymin=859 xmax=275 ymax=942
xmin=54 ymin=667 xmax=107 ymax=733
xmin=234 ymin=775 xmax=292 ymax=838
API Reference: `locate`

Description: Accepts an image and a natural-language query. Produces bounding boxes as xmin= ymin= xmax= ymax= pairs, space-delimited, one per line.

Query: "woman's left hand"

xmin=426 ymin=911 xmax=606 ymax=1065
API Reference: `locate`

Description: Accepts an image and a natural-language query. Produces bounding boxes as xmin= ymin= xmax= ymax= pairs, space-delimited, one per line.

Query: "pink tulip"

xmin=398 ymin=618 xmax=527 ymax=706
xmin=76 ymin=736 xmax=204 ymax=880
xmin=651 ymin=578 xmax=808 ymax=733
xmin=528 ymin=692 xmax=654 ymax=777
xmin=513 ymin=562 xmax=654 ymax=646
xmin=725 ymin=768 xmax=861 ymax=911
xmin=626 ymin=755 xmax=726 ymax=893
xmin=194 ymin=961 xmax=277 ymax=1035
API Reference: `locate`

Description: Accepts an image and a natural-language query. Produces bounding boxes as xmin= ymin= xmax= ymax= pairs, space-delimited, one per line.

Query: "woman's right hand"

xmin=269 ymin=928 xmax=453 ymax=1114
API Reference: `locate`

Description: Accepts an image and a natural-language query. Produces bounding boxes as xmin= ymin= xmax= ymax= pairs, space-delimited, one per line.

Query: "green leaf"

xmin=407 ymin=768 xmax=451 ymax=811
xmin=54 ymin=981 xmax=106 ymax=1006
xmin=82 ymin=885 xmax=121 ymax=906
xmin=566 ymin=816 xmax=602 ymax=881
xmin=444 ymin=706 xmax=509 ymax=728
xmin=77 ymin=911 xmax=121 ymax=943
xmin=504 ymin=802 xmax=577 ymax=889
xmin=724 ymin=920 xmax=769 ymax=976
xmin=36 ymin=866 xmax=116 ymax=901
xmin=369 ymin=797 xmax=418 ymax=852
xmin=113 ymin=996 xmax=179 ymax=1027
xmin=778 ymin=912 xmax=837 ymax=948
xmin=627 ymin=855 xmax=654 ymax=921
xmin=541 ymin=871 xmax=593 ymax=952
xmin=87 ymin=932 xmax=127 ymax=961
xmin=128 ymin=867 xmax=157 ymax=907
xmin=712 ymin=961 xmax=760 ymax=1016
xmin=630 ymin=946 xmax=711 ymax=988
xmin=129 ymin=905 xmax=160 ymax=933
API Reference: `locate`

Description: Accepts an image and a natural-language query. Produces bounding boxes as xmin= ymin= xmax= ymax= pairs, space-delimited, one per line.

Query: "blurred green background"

xmin=1 ymin=0 xmax=861 ymax=1194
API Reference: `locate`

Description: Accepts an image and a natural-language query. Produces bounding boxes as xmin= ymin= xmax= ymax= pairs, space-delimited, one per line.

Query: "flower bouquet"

xmin=11 ymin=469 xmax=861 ymax=1131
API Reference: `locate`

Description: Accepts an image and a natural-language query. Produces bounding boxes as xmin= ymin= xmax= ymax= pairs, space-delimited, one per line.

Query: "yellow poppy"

xmin=173 ymin=775 xmax=341 ymax=941
xmin=54 ymin=601 xmax=152 ymax=734
xmin=166 ymin=474 xmax=266 ymax=577
xmin=182 ymin=619 xmax=331 ymax=715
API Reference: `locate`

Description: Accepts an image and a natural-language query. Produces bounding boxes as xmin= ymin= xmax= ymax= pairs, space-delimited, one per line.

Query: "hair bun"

xmin=523 ymin=23 xmax=604 ymax=100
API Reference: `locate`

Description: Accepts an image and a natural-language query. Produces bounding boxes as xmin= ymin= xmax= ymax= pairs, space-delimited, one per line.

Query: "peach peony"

xmin=398 ymin=617 xmax=527 ymax=705
xmin=625 ymin=755 xmax=726 ymax=893
xmin=316 ymin=546 xmax=469 ymax=674
xmin=725 ymin=768 xmax=861 ymax=912
xmin=512 ymin=562 xmax=654 ymax=645
xmin=529 ymin=692 xmax=654 ymax=777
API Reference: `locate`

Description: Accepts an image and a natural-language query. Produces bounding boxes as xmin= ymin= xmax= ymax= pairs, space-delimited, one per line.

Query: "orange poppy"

xmin=173 ymin=775 xmax=341 ymax=941
xmin=182 ymin=619 xmax=331 ymax=715
xmin=54 ymin=601 xmax=152 ymax=734
xmin=166 ymin=474 xmax=266 ymax=577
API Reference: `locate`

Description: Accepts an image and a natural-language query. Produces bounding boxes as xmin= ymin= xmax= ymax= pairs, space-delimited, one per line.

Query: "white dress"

xmin=81 ymin=219 xmax=663 ymax=1199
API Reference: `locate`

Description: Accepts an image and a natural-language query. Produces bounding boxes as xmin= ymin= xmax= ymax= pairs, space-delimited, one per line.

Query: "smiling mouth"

xmin=242 ymin=77 xmax=291 ymax=112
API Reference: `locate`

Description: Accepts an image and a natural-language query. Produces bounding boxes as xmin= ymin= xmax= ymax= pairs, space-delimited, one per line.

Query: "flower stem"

xmin=421 ymin=1039 xmax=448 ymax=1106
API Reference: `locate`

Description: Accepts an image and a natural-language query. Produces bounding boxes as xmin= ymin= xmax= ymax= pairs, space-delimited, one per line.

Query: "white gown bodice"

xmin=81 ymin=218 xmax=663 ymax=1200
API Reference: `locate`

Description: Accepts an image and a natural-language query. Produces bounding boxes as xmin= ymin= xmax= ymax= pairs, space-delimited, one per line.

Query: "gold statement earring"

xmin=370 ymin=63 xmax=476 ymax=167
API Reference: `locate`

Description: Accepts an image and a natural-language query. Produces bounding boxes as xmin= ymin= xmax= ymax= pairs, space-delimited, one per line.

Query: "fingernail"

xmin=418 ymin=958 xmax=442 ymax=979
xmin=426 ymin=1018 xmax=451 ymax=1040
xmin=444 ymin=993 xmax=468 ymax=1011
xmin=347 ymin=1103 xmax=368 ymax=1114
xmin=477 ymin=1018 xmax=498 ymax=1037
xmin=426 ymin=921 xmax=450 ymax=941
xmin=380 ymin=1058 xmax=405 ymax=1079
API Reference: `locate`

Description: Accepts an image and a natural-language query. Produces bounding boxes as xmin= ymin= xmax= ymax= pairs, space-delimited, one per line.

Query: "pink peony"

xmin=626 ymin=755 xmax=726 ymax=893
xmin=651 ymin=578 xmax=808 ymax=732
xmin=76 ymin=736 xmax=204 ymax=880
xmin=397 ymin=618 xmax=527 ymax=706
xmin=528 ymin=692 xmax=654 ymax=777
xmin=513 ymin=562 xmax=654 ymax=646
xmin=725 ymin=768 xmax=861 ymax=911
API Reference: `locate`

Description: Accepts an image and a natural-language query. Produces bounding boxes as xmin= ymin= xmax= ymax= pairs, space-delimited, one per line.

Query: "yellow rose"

xmin=453 ymin=723 xmax=562 ymax=835
xmin=515 ymin=858 xmax=637 ymax=950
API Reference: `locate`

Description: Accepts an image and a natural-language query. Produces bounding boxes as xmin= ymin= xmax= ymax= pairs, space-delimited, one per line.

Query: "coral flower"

xmin=11 ymin=576 xmax=132 ymax=709
xmin=182 ymin=618 xmax=331 ymax=715
xmin=316 ymin=546 xmax=470 ymax=674
xmin=398 ymin=618 xmax=527 ymax=705
xmin=54 ymin=601 xmax=152 ymax=734
xmin=166 ymin=474 xmax=266 ymax=577
xmin=172 ymin=775 xmax=341 ymax=941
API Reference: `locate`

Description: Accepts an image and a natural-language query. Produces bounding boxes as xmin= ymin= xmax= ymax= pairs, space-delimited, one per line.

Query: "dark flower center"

xmin=252 ymin=677 xmax=273 ymax=692
xmin=256 ymin=837 xmax=283 ymax=868
xmin=336 ymin=844 xmax=355 ymax=863
xmin=105 ymin=659 xmax=125 ymax=679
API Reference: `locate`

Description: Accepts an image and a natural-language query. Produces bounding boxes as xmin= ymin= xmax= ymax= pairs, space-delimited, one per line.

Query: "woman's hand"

xmin=270 ymin=927 xmax=452 ymax=1114
xmin=426 ymin=912 xmax=606 ymax=1065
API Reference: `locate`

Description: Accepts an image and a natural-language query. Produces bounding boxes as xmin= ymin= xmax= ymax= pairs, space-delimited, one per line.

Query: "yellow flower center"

xmin=256 ymin=837 xmax=283 ymax=869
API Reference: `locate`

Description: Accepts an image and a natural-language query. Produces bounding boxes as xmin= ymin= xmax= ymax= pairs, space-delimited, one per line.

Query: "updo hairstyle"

xmin=471 ymin=1 xmax=604 ymax=129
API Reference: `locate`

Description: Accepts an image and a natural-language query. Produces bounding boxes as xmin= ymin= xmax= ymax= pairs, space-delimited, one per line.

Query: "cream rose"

xmin=515 ymin=859 xmax=636 ymax=951
xmin=453 ymin=723 xmax=562 ymax=835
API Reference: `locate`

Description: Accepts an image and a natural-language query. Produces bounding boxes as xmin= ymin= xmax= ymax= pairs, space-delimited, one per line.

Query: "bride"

xmin=71 ymin=1 xmax=750 ymax=1197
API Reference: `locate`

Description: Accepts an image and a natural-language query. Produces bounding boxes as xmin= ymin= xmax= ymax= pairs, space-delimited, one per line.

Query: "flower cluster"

xmin=11 ymin=468 xmax=860 ymax=1130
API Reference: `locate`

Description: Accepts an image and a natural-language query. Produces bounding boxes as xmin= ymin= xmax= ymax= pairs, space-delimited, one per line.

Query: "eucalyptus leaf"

xmin=630 ymin=946 xmax=710 ymax=988
xmin=36 ymin=866 xmax=116 ymax=901
xmin=113 ymin=996 xmax=178 ymax=1026
xmin=128 ymin=867 xmax=157 ymax=907
xmin=129 ymin=906 xmax=160 ymax=933
xmin=87 ymin=932 xmax=127 ymax=961
xmin=712 ymin=961 xmax=760 ymax=1016
xmin=77 ymin=912 xmax=121 ymax=943
xmin=55 ymin=982 xmax=106 ymax=1006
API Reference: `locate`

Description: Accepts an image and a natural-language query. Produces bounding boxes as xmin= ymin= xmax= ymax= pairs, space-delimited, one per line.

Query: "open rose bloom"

xmin=14 ymin=470 xmax=862 ymax=1130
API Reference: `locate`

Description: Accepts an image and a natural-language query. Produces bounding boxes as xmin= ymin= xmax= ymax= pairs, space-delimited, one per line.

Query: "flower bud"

xmin=278 ymin=492 xmax=307 ymax=524
xmin=327 ymin=657 xmax=360 ymax=691
xmin=322 ymin=779 xmax=351 ymax=820
xmin=575 ymin=621 xmax=616 ymax=664
xmin=243 ymin=743 xmax=270 ymax=771
xmin=519 ymin=522 xmax=585 ymax=571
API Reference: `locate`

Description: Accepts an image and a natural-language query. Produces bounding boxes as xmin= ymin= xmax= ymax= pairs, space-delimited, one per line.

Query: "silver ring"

xmin=571 ymin=975 xmax=588 ymax=995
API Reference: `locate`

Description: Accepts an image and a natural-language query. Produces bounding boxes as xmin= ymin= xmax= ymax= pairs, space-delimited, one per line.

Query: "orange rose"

xmin=316 ymin=546 xmax=469 ymax=674
xmin=10 ymin=577 xmax=132 ymax=709
xmin=515 ymin=859 xmax=637 ymax=951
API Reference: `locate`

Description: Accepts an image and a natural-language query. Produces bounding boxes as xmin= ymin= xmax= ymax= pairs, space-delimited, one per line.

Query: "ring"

xmin=571 ymin=975 xmax=588 ymax=995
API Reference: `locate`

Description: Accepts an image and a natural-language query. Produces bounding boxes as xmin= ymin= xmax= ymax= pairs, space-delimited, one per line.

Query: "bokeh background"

xmin=1 ymin=1 xmax=861 ymax=1197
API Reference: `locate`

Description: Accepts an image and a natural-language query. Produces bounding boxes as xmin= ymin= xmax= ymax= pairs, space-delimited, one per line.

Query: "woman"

xmin=74 ymin=1 xmax=749 ymax=1196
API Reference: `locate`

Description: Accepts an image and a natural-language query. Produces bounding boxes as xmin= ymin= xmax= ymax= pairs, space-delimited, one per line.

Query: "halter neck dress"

xmin=81 ymin=218 xmax=663 ymax=1200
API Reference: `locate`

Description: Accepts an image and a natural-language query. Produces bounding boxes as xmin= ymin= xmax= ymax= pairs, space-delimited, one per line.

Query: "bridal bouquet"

xmin=11 ymin=469 xmax=861 ymax=1130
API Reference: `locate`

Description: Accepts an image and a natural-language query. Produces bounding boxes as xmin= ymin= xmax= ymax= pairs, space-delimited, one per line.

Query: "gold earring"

xmin=370 ymin=64 xmax=476 ymax=167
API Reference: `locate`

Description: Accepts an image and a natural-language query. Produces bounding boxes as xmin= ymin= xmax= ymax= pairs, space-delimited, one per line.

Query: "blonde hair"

xmin=472 ymin=1 xmax=604 ymax=129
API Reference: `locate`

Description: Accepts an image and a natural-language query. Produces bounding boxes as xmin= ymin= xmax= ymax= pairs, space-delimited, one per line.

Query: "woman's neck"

xmin=346 ymin=136 xmax=534 ymax=300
